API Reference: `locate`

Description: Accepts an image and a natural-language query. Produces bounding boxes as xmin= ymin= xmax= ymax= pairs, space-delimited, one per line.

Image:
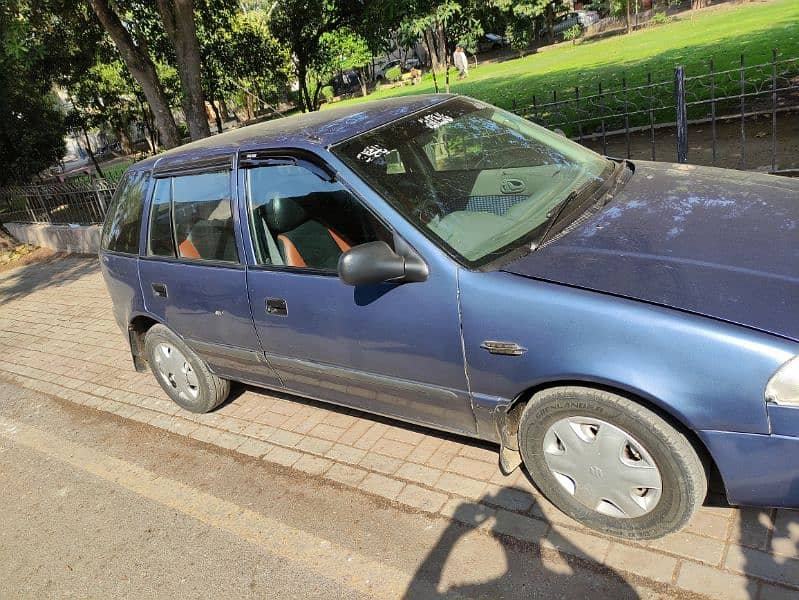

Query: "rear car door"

xmin=239 ymin=152 xmax=475 ymax=434
xmin=138 ymin=159 xmax=280 ymax=386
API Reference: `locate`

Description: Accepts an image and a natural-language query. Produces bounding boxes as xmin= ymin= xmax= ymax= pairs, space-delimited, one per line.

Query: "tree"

xmin=318 ymin=30 xmax=372 ymax=98
xmin=270 ymin=0 xmax=371 ymax=112
xmin=155 ymin=0 xmax=211 ymax=140
xmin=86 ymin=0 xmax=181 ymax=148
xmin=0 ymin=0 xmax=74 ymax=184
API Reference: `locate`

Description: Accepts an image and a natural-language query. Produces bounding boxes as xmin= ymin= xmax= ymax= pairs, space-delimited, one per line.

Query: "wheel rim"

xmin=542 ymin=416 xmax=663 ymax=518
xmin=153 ymin=342 xmax=199 ymax=403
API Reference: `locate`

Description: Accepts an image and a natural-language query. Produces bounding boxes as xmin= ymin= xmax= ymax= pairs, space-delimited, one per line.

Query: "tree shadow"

xmin=0 ymin=254 xmax=99 ymax=305
xmin=403 ymin=489 xmax=641 ymax=599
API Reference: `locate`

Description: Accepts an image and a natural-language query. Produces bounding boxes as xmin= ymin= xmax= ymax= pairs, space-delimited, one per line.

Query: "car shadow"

xmin=402 ymin=490 xmax=641 ymax=599
xmin=738 ymin=504 xmax=799 ymax=599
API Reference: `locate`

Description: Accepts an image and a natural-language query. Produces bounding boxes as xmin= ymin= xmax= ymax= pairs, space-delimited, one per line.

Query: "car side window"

xmin=171 ymin=171 xmax=238 ymax=263
xmin=147 ymin=178 xmax=175 ymax=257
xmin=245 ymin=163 xmax=392 ymax=270
xmin=101 ymin=170 xmax=150 ymax=254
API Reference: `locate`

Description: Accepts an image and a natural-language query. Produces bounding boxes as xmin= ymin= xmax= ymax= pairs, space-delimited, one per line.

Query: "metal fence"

xmin=516 ymin=49 xmax=799 ymax=173
xmin=0 ymin=178 xmax=117 ymax=225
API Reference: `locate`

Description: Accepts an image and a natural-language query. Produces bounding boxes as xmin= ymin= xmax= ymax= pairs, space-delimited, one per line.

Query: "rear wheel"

xmin=144 ymin=324 xmax=230 ymax=413
xmin=518 ymin=386 xmax=706 ymax=539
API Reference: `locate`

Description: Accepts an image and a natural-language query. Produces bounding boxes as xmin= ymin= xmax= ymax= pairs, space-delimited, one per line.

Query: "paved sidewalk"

xmin=0 ymin=255 xmax=797 ymax=600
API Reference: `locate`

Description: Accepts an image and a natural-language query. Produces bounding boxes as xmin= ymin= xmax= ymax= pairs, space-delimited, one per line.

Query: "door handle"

xmin=266 ymin=297 xmax=287 ymax=316
xmin=151 ymin=283 xmax=168 ymax=298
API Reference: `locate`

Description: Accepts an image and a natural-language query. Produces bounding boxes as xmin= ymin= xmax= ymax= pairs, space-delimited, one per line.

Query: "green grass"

xmin=328 ymin=0 xmax=799 ymax=115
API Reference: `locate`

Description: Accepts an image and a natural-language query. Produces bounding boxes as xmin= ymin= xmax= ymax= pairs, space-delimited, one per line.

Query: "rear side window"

xmin=171 ymin=171 xmax=238 ymax=262
xmin=147 ymin=178 xmax=174 ymax=257
xmin=101 ymin=171 xmax=150 ymax=254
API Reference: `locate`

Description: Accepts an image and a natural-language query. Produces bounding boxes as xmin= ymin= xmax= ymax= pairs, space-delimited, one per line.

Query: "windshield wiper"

xmin=532 ymin=160 xmax=627 ymax=250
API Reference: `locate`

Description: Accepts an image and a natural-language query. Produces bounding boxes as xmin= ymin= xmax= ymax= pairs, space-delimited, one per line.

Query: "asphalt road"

xmin=0 ymin=380 xmax=680 ymax=599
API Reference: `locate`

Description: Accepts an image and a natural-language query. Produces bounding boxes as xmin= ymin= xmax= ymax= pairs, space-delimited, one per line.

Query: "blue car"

xmin=99 ymin=94 xmax=799 ymax=539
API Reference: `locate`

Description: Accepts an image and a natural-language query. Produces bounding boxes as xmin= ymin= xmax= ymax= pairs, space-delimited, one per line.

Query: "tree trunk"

xmin=625 ymin=0 xmax=632 ymax=34
xmin=114 ymin=124 xmax=134 ymax=155
xmin=545 ymin=5 xmax=555 ymax=44
xmin=155 ymin=0 xmax=211 ymax=141
xmin=87 ymin=0 xmax=180 ymax=149
xmin=210 ymin=99 xmax=224 ymax=134
xmin=81 ymin=127 xmax=106 ymax=179
xmin=422 ymin=31 xmax=439 ymax=93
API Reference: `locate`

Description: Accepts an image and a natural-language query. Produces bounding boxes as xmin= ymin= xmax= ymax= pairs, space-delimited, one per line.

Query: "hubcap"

xmin=542 ymin=417 xmax=662 ymax=518
xmin=153 ymin=343 xmax=199 ymax=402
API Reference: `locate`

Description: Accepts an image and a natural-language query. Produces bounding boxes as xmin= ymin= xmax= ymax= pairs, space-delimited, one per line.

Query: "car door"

xmin=239 ymin=151 xmax=476 ymax=435
xmin=138 ymin=159 xmax=281 ymax=386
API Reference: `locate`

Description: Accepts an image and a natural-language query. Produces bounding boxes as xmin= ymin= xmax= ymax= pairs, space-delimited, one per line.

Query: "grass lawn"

xmin=328 ymin=0 xmax=799 ymax=113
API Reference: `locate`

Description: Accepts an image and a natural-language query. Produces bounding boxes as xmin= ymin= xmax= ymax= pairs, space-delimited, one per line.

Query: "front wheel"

xmin=144 ymin=324 xmax=230 ymax=413
xmin=518 ymin=386 xmax=707 ymax=539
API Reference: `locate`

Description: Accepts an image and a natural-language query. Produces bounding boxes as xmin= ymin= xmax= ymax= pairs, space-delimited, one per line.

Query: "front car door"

xmin=239 ymin=151 xmax=476 ymax=435
xmin=138 ymin=156 xmax=280 ymax=386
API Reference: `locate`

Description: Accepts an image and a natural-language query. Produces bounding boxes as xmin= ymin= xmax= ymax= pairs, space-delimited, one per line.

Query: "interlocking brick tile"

xmin=294 ymin=436 xmax=334 ymax=456
xmin=395 ymin=462 xmax=442 ymax=487
xmin=676 ymin=561 xmax=753 ymax=600
xmin=308 ymin=423 xmax=345 ymax=442
xmin=542 ymin=524 xmax=611 ymax=563
xmin=358 ymin=473 xmax=405 ymax=501
xmin=382 ymin=427 xmax=427 ymax=445
xmin=267 ymin=429 xmax=303 ymax=448
xmin=370 ymin=437 xmax=414 ymax=460
xmin=725 ymin=544 xmax=799 ymax=587
xmin=482 ymin=484 xmax=536 ymax=513
xmin=405 ymin=437 xmax=443 ymax=465
xmin=434 ymin=472 xmax=487 ymax=500
xmin=264 ymin=446 xmax=302 ymax=467
xmin=353 ymin=423 xmax=389 ymax=450
xmin=493 ymin=509 xmax=549 ymax=543
xmin=324 ymin=463 xmax=368 ymax=487
xmin=730 ymin=508 xmax=773 ymax=550
xmin=359 ymin=452 xmax=403 ymax=475
xmin=605 ymin=543 xmax=677 ymax=584
xmin=771 ymin=510 xmax=799 ymax=559
xmin=445 ymin=454 xmax=499 ymax=480
xmin=457 ymin=444 xmax=498 ymax=464
xmin=324 ymin=444 xmax=367 ymax=465
xmin=337 ymin=420 xmax=373 ymax=445
xmin=396 ymin=484 xmax=447 ymax=513
xmin=648 ymin=530 xmax=726 ymax=565
xmin=685 ymin=509 xmax=732 ymax=541
xmin=293 ymin=454 xmax=332 ymax=476
xmin=236 ymin=438 xmax=274 ymax=458
xmin=439 ymin=499 xmax=495 ymax=530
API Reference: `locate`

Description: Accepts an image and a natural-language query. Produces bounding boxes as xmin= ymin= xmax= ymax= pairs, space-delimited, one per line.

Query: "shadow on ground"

xmin=0 ymin=254 xmax=99 ymax=305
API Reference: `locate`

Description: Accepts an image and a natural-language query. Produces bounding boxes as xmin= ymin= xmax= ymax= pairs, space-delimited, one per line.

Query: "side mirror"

xmin=337 ymin=241 xmax=428 ymax=286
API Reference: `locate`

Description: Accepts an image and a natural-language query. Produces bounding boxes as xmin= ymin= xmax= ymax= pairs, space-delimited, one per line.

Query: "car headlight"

xmin=766 ymin=355 xmax=799 ymax=406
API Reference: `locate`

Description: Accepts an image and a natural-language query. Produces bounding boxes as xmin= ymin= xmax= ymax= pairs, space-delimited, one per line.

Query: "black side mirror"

xmin=337 ymin=241 xmax=428 ymax=286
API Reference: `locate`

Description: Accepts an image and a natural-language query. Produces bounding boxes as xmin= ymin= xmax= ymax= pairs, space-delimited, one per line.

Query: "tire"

xmin=144 ymin=324 xmax=230 ymax=413
xmin=518 ymin=386 xmax=706 ymax=539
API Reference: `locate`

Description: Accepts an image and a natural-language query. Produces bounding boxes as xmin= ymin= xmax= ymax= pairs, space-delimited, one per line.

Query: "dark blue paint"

xmin=100 ymin=95 xmax=799 ymax=509
xmin=503 ymin=161 xmax=799 ymax=341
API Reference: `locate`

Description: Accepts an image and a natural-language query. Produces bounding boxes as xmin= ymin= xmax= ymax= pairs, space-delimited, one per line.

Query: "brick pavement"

xmin=1 ymin=255 xmax=797 ymax=599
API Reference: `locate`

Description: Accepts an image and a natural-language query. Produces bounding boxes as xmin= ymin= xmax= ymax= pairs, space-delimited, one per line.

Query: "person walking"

xmin=453 ymin=46 xmax=468 ymax=79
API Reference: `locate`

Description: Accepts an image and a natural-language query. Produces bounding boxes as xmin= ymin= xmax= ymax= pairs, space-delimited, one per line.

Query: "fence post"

xmin=599 ymin=82 xmax=607 ymax=156
xmin=623 ymin=75 xmax=630 ymax=159
xmin=739 ymin=54 xmax=746 ymax=170
xmin=674 ymin=66 xmax=688 ymax=164
xmin=771 ymin=48 xmax=777 ymax=173
xmin=34 ymin=185 xmax=52 ymax=223
xmin=648 ymin=73 xmax=655 ymax=161
xmin=710 ymin=58 xmax=717 ymax=166
xmin=575 ymin=87 xmax=583 ymax=144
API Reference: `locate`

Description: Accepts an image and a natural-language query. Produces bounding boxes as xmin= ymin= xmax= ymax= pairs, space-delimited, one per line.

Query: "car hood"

xmin=502 ymin=161 xmax=799 ymax=340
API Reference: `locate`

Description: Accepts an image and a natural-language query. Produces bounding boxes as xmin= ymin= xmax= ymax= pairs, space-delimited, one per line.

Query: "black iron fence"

xmin=516 ymin=49 xmax=799 ymax=173
xmin=0 ymin=178 xmax=117 ymax=225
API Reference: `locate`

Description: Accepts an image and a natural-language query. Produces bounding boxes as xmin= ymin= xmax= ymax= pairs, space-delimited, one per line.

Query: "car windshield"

xmin=332 ymin=97 xmax=612 ymax=266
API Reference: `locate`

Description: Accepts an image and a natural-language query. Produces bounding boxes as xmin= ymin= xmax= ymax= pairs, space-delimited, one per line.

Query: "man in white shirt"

xmin=453 ymin=46 xmax=468 ymax=79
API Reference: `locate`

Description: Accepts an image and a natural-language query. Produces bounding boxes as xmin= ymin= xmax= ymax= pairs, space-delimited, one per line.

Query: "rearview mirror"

xmin=337 ymin=241 xmax=427 ymax=286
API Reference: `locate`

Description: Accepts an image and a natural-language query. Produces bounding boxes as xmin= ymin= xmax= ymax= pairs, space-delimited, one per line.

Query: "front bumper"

xmin=699 ymin=427 xmax=799 ymax=507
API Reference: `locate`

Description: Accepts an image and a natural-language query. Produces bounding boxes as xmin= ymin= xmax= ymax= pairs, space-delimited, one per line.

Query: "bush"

xmin=319 ymin=85 xmax=335 ymax=100
xmin=651 ymin=12 xmax=672 ymax=26
xmin=563 ymin=24 xmax=582 ymax=43
xmin=385 ymin=66 xmax=402 ymax=82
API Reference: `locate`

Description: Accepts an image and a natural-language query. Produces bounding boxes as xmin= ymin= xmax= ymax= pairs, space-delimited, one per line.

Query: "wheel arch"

xmin=128 ymin=313 xmax=163 ymax=372
xmin=502 ymin=378 xmax=728 ymax=501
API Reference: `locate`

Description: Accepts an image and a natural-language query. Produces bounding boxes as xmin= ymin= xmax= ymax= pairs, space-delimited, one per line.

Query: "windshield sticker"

xmin=356 ymin=144 xmax=391 ymax=163
xmin=418 ymin=112 xmax=454 ymax=130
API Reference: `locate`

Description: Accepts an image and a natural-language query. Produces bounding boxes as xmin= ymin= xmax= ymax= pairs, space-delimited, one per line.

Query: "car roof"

xmin=132 ymin=94 xmax=454 ymax=173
